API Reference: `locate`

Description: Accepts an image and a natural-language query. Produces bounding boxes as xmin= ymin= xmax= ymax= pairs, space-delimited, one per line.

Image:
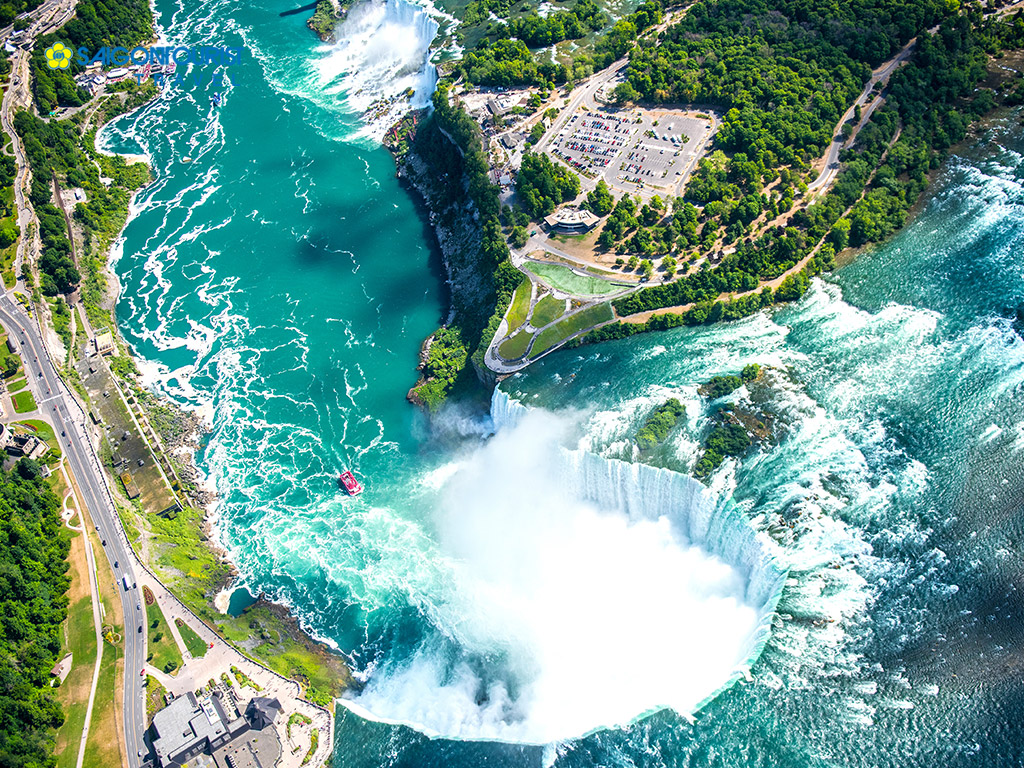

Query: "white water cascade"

xmin=315 ymin=0 xmax=441 ymax=141
xmin=340 ymin=390 xmax=789 ymax=744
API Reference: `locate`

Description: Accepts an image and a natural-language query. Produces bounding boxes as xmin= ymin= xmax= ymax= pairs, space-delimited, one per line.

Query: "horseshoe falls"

xmin=341 ymin=392 xmax=788 ymax=744
xmin=99 ymin=0 xmax=1024 ymax=762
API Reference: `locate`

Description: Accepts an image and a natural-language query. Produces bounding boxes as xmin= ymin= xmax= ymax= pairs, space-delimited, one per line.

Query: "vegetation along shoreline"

xmin=381 ymin=0 xmax=1024 ymax=410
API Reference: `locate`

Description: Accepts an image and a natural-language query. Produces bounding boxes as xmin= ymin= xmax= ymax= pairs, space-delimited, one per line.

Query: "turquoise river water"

xmin=100 ymin=0 xmax=1024 ymax=765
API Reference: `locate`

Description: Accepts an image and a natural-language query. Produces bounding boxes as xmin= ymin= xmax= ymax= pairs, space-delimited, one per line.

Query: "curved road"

xmin=807 ymin=32 xmax=927 ymax=193
xmin=0 ymin=295 xmax=147 ymax=766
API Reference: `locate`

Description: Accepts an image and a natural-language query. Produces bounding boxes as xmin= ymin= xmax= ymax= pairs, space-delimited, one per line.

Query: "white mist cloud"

xmin=345 ymin=407 xmax=771 ymax=744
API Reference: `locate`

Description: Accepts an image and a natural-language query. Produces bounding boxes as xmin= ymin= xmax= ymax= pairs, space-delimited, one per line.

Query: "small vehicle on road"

xmin=140 ymin=669 xmax=146 ymax=677
xmin=102 ymin=539 xmax=106 ymax=546
xmin=114 ymin=560 xmax=119 ymax=568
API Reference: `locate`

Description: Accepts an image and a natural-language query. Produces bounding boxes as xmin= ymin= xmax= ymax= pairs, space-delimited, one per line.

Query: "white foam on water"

xmin=342 ymin=393 xmax=787 ymax=744
xmin=240 ymin=0 xmax=447 ymax=143
xmin=314 ymin=0 xmax=441 ymax=140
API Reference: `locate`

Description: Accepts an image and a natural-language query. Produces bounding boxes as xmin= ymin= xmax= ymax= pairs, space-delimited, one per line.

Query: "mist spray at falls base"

xmin=315 ymin=0 xmax=442 ymax=141
xmin=340 ymin=391 xmax=787 ymax=744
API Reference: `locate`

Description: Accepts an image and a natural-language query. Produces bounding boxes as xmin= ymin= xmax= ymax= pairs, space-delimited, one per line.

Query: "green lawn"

xmin=530 ymin=294 xmax=566 ymax=328
xmin=505 ymin=278 xmax=532 ymax=332
xmin=527 ymin=262 xmax=630 ymax=296
xmin=54 ymin=531 xmax=99 ymax=768
xmin=141 ymin=504 xmax=349 ymax=706
xmin=12 ymin=389 xmax=36 ymax=413
xmin=498 ymin=330 xmax=533 ymax=361
xmin=81 ymin=638 xmax=120 ymax=768
xmin=7 ymin=376 xmax=26 ymax=392
xmin=175 ymin=618 xmax=208 ymax=658
xmin=145 ymin=602 xmax=183 ymax=675
xmin=145 ymin=675 xmax=167 ymax=725
xmin=531 ymin=303 xmax=614 ymax=357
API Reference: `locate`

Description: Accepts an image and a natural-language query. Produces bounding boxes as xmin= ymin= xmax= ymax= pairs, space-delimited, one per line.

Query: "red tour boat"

xmin=338 ymin=469 xmax=363 ymax=496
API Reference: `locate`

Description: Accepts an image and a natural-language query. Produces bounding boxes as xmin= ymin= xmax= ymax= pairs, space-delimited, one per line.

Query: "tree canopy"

xmin=0 ymin=460 xmax=71 ymax=768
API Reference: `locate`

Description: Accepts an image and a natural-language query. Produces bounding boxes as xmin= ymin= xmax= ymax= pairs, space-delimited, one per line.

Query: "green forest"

xmin=16 ymin=107 xmax=151 ymax=304
xmin=579 ymin=1 xmax=1024 ymax=341
xmin=456 ymin=1 xmax=663 ymax=86
xmin=0 ymin=0 xmax=41 ymax=28
xmin=0 ymin=459 xmax=71 ymax=768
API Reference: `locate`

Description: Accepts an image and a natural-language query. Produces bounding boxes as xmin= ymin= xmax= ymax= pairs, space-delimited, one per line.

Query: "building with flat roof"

xmin=93 ymin=331 xmax=115 ymax=356
xmin=6 ymin=433 xmax=50 ymax=461
xmin=543 ymin=207 xmax=600 ymax=233
xmin=151 ymin=692 xmax=248 ymax=767
xmin=149 ymin=692 xmax=283 ymax=768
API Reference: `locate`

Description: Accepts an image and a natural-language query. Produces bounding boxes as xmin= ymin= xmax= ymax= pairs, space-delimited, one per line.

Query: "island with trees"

xmin=636 ymin=397 xmax=686 ymax=450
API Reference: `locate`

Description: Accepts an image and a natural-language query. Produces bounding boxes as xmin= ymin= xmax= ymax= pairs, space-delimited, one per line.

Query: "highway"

xmin=2 ymin=1 xmax=149 ymax=763
xmin=0 ymin=299 xmax=148 ymax=763
xmin=1 ymin=2 xmax=156 ymax=763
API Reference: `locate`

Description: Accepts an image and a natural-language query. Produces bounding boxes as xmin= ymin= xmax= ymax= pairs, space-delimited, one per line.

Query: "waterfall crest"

xmin=315 ymin=0 xmax=441 ymax=141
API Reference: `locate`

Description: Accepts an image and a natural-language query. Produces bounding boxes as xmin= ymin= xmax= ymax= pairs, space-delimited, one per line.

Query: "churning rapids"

xmin=99 ymin=0 xmax=1024 ymax=761
xmin=340 ymin=391 xmax=788 ymax=743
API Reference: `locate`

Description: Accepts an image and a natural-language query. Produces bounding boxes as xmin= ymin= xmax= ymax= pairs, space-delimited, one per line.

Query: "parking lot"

xmin=547 ymin=107 xmax=717 ymax=199
xmin=551 ymin=110 xmax=635 ymax=176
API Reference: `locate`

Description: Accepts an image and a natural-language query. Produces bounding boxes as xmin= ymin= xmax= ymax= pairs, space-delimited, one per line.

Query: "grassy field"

xmin=54 ymin=530 xmax=99 ymax=768
xmin=498 ymin=330 xmax=533 ymax=361
xmin=7 ymin=375 xmax=26 ymax=392
xmin=527 ymin=262 xmax=630 ymax=296
xmin=505 ymin=278 xmax=532 ymax=332
xmin=530 ymin=294 xmax=566 ymax=328
xmin=216 ymin=606 xmax=348 ymax=707
xmin=82 ymin=523 xmax=124 ymax=768
xmin=145 ymin=675 xmax=167 ymax=725
xmin=145 ymin=601 xmax=183 ymax=675
xmin=532 ymin=303 xmax=614 ymax=356
xmin=175 ymin=618 xmax=208 ymax=658
xmin=139 ymin=503 xmax=349 ymax=706
xmin=12 ymin=388 xmax=36 ymax=413
xmin=81 ymin=638 xmax=122 ymax=768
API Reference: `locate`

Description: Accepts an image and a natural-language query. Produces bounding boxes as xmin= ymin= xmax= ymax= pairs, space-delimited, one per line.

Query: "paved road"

xmin=0 ymin=296 xmax=148 ymax=766
xmin=2 ymin=0 xmax=81 ymax=283
xmin=807 ymin=33 xmax=926 ymax=193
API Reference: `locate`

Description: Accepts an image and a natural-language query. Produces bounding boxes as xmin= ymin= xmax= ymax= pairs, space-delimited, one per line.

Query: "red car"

xmin=140 ymin=669 xmax=146 ymax=677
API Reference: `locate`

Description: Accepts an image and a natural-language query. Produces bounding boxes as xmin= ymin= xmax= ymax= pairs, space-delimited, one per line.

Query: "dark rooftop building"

xmin=150 ymin=692 xmax=248 ymax=767
xmin=245 ymin=698 xmax=282 ymax=731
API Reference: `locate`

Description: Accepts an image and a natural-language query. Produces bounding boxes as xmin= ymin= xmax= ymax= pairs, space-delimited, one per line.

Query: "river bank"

xmin=64 ymin=68 xmax=356 ymax=714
